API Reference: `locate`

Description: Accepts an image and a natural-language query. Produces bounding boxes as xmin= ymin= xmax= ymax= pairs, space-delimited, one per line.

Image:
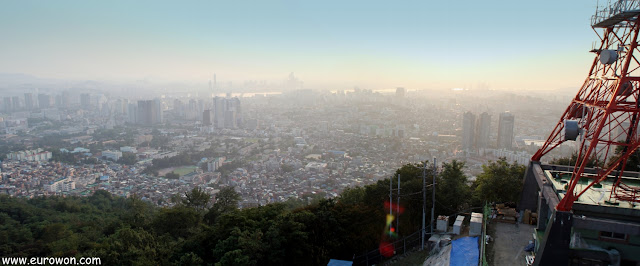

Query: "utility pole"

xmin=430 ymin=158 xmax=437 ymax=235
xmin=397 ymin=174 xmax=400 ymax=235
xmin=421 ymin=161 xmax=427 ymax=250
xmin=389 ymin=175 xmax=393 ymax=217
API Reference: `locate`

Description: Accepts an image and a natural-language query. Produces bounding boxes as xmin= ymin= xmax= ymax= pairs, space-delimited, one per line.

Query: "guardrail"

xmin=352 ymin=229 xmax=427 ymax=266
xmin=479 ymin=203 xmax=491 ymax=266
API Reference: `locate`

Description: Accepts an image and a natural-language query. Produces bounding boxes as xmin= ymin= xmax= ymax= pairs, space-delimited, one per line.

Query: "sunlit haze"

xmin=6 ymin=1 xmax=640 ymax=264
xmin=0 ymin=0 xmax=597 ymax=91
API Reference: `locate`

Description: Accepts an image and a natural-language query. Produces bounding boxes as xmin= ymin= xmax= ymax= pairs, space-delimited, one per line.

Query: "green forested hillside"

xmin=0 ymin=159 xmax=523 ymax=265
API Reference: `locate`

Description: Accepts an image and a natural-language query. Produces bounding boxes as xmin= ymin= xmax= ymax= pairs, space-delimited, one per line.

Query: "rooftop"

xmin=592 ymin=10 xmax=640 ymax=27
xmin=592 ymin=0 xmax=640 ymax=27
xmin=544 ymin=169 xmax=640 ymax=218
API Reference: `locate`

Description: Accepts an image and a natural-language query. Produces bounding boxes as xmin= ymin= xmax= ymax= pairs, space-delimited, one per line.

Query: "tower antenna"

xmin=533 ymin=0 xmax=640 ymax=211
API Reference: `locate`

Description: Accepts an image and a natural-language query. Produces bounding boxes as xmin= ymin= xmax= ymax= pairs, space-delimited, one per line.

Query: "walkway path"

xmin=491 ymin=222 xmax=535 ymax=266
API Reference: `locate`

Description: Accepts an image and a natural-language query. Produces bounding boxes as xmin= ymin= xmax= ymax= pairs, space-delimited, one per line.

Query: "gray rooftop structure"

xmin=520 ymin=162 xmax=640 ymax=264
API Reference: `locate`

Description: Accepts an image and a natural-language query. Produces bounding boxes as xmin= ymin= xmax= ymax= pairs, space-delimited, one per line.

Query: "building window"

xmin=599 ymin=231 xmax=628 ymax=243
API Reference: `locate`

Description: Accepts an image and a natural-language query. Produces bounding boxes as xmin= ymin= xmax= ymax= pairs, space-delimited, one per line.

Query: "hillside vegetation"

xmin=0 ymin=158 xmax=523 ymax=265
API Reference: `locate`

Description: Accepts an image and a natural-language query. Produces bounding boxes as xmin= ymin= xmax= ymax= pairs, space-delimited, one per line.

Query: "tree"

xmin=165 ymin=172 xmax=180 ymax=180
xmin=472 ymin=158 xmax=526 ymax=204
xmin=175 ymin=252 xmax=204 ymax=265
xmin=280 ymin=164 xmax=295 ymax=173
xmin=213 ymin=186 xmax=240 ymax=213
xmin=143 ymin=167 xmax=159 ymax=176
xmin=338 ymin=187 xmax=366 ymax=205
xmin=183 ymin=187 xmax=211 ymax=211
xmin=51 ymin=150 xmax=77 ymax=165
xmin=97 ymin=227 xmax=166 ymax=265
xmin=117 ymin=152 xmax=137 ymax=165
xmin=606 ymin=145 xmax=640 ymax=171
xmin=205 ymin=186 xmax=241 ymax=224
xmin=81 ymin=157 xmax=99 ymax=165
xmin=123 ymin=195 xmax=154 ymax=229
xmin=390 ymin=162 xmax=437 ymax=235
xmin=0 ymin=161 xmax=499 ymax=264
xmin=149 ymin=130 xmax=170 ymax=149
xmin=437 ymin=160 xmax=471 ymax=213
xmin=217 ymin=160 xmax=245 ymax=178
xmin=152 ymin=206 xmax=201 ymax=239
xmin=550 ymin=152 xmax=601 ymax=167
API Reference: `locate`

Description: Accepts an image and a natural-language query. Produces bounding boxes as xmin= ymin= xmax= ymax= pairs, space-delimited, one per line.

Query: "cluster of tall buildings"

xmin=171 ymin=96 xmax=243 ymax=129
xmin=2 ymin=89 xmax=243 ymax=130
xmin=462 ymin=111 xmax=514 ymax=152
xmin=80 ymin=93 xmax=91 ymax=108
xmin=497 ymin=112 xmax=515 ymax=150
xmin=2 ymin=93 xmax=67 ymax=112
xmin=137 ymin=100 xmax=164 ymax=125
xmin=212 ymin=96 xmax=242 ymax=129
xmin=0 ymin=92 xmax=108 ymax=113
xmin=174 ymin=98 xmax=206 ymax=121
xmin=127 ymin=99 xmax=163 ymax=125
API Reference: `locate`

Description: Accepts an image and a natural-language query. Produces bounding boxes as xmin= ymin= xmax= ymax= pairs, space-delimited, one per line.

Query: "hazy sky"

xmin=0 ymin=1 xmax=599 ymax=90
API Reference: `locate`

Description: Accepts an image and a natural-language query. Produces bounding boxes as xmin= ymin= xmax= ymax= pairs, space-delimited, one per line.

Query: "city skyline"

xmin=1 ymin=1 xmax=598 ymax=91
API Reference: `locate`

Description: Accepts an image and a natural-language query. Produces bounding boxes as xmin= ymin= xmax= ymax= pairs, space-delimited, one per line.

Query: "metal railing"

xmin=353 ymin=207 xmax=489 ymax=265
xmin=592 ymin=0 xmax=640 ymax=26
xmin=352 ymin=229 xmax=428 ymax=266
xmin=479 ymin=203 xmax=491 ymax=266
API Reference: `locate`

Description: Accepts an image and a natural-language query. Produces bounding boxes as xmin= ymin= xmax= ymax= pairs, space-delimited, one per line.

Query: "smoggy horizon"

xmin=1 ymin=1 xmax=599 ymax=91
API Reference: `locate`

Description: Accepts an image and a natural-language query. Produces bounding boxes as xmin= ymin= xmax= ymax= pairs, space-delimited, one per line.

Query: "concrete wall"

xmin=574 ymin=228 xmax=640 ymax=262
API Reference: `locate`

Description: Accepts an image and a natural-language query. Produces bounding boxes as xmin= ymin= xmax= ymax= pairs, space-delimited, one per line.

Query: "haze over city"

xmin=1 ymin=0 xmax=596 ymax=91
xmin=5 ymin=1 xmax=640 ymax=265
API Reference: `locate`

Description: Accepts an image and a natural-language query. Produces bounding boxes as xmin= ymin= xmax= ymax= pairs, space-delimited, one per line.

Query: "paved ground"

xmin=491 ymin=222 xmax=535 ymax=266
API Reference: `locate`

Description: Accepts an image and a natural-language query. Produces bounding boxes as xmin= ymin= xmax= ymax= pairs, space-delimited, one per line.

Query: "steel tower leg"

xmin=533 ymin=210 xmax=573 ymax=266
xmin=531 ymin=16 xmax=640 ymax=211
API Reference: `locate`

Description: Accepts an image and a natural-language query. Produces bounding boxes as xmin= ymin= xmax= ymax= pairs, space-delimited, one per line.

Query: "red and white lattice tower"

xmin=533 ymin=0 xmax=640 ymax=211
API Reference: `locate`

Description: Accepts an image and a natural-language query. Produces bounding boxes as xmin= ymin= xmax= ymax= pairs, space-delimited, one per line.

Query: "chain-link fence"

xmin=352 ymin=229 xmax=429 ymax=266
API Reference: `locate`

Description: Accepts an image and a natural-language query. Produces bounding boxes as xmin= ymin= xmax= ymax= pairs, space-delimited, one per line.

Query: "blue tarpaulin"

xmin=450 ymin=236 xmax=479 ymax=266
xmin=327 ymin=259 xmax=353 ymax=266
